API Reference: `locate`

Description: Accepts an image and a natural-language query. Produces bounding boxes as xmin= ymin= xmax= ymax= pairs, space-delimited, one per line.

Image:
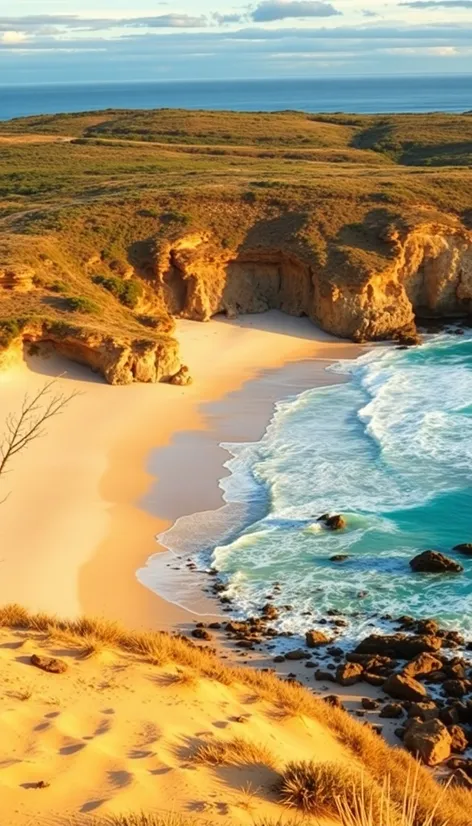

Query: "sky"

xmin=0 ymin=0 xmax=471 ymax=84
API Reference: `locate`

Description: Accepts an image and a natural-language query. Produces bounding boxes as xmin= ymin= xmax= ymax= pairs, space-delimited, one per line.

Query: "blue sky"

xmin=1 ymin=0 xmax=471 ymax=83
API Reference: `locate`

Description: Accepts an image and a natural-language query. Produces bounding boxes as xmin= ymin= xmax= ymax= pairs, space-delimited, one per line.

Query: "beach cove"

xmin=0 ymin=311 xmax=358 ymax=631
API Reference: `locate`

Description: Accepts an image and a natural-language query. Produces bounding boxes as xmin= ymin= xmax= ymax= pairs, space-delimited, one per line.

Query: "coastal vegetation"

xmin=0 ymin=109 xmax=471 ymax=382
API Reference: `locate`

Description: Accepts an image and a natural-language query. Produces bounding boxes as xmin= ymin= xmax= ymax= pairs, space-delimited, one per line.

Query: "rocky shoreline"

xmin=183 ymin=536 xmax=472 ymax=785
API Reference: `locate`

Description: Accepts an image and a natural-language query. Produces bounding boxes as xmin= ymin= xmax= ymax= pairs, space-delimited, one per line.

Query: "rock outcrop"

xmin=2 ymin=212 xmax=471 ymax=385
xmin=410 ymin=551 xmax=463 ymax=574
xmin=0 ymin=265 xmax=35 ymax=292
xmin=155 ymin=218 xmax=472 ymax=342
xmin=18 ymin=323 xmax=182 ymax=386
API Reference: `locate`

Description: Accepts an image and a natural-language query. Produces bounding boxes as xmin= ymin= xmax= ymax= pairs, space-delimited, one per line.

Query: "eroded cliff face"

xmin=156 ymin=221 xmax=472 ymax=341
xmin=1 ymin=216 xmax=471 ymax=384
xmin=8 ymin=324 xmax=182 ymax=386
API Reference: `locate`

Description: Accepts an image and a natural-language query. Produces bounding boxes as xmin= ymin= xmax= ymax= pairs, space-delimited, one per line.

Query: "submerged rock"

xmin=454 ymin=543 xmax=472 ymax=556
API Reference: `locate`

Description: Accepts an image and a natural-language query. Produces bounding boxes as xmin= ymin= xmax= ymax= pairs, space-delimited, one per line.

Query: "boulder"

xmin=404 ymin=719 xmax=452 ymax=766
xmin=30 ymin=654 xmax=67 ymax=674
xmin=364 ymin=672 xmax=387 ymax=687
xmin=336 ymin=662 xmax=364 ymax=686
xmin=440 ymin=706 xmax=460 ymax=726
xmin=415 ymin=619 xmax=439 ymax=636
xmin=384 ymin=673 xmax=429 ymax=702
xmin=403 ymin=652 xmax=443 ymax=679
xmin=315 ymin=669 xmax=337 ymax=682
xmin=192 ymin=628 xmax=212 ymax=641
xmin=355 ymin=633 xmax=442 ymax=660
xmin=410 ymin=551 xmax=463 ymax=574
xmin=379 ymin=703 xmax=404 ymax=719
xmin=362 ymin=697 xmax=380 ymax=710
xmin=449 ymin=725 xmax=469 ymax=754
xmin=285 ymin=648 xmax=308 ymax=661
xmin=408 ymin=701 xmax=440 ymax=721
xmin=325 ymin=515 xmax=346 ymax=531
xmin=262 ymin=603 xmax=279 ymax=620
xmin=330 ymin=555 xmax=349 ymax=562
xmin=305 ymin=630 xmax=331 ymax=648
xmin=443 ymin=679 xmax=470 ymax=698
xmin=453 ymin=543 xmax=472 ymax=556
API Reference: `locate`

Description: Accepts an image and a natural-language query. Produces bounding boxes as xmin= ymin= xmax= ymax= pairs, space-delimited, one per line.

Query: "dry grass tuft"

xmin=237 ymin=780 xmax=263 ymax=813
xmin=0 ymin=603 xmax=31 ymax=628
xmin=160 ymin=669 xmax=198 ymax=689
xmin=279 ymin=761 xmax=399 ymax=823
xmin=111 ymin=814 xmax=211 ymax=826
xmin=193 ymin=736 xmax=278 ymax=770
xmin=335 ymin=770 xmax=449 ymax=826
xmin=12 ymin=687 xmax=33 ymax=701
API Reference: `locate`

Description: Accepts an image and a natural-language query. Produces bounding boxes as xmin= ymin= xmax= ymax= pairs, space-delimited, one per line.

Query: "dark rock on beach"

xmin=404 ymin=718 xmax=452 ymax=766
xmin=403 ymin=652 xmax=443 ymax=678
xmin=305 ymin=629 xmax=331 ymax=648
xmin=192 ymin=627 xmax=212 ymax=641
xmin=449 ymin=724 xmax=469 ymax=754
xmin=336 ymin=662 xmax=364 ymax=686
xmin=355 ymin=633 xmax=442 ymax=660
xmin=408 ymin=701 xmax=440 ymax=721
xmin=380 ymin=702 xmax=404 ymax=719
xmin=410 ymin=550 xmax=463 ymax=574
xmin=384 ymin=672 xmax=429 ymax=702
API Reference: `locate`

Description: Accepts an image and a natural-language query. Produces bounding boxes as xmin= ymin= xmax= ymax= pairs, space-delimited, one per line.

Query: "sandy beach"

xmin=0 ymin=311 xmax=359 ymax=631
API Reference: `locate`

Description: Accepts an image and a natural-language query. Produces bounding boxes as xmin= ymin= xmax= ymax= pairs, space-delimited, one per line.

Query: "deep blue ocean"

xmin=0 ymin=75 xmax=471 ymax=121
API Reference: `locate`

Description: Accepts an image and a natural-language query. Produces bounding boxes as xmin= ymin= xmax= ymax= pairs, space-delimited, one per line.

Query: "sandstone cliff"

xmin=1 ymin=214 xmax=471 ymax=384
xmin=0 ymin=321 xmax=182 ymax=386
xmin=155 ymin=218 xmax=472 ymax=342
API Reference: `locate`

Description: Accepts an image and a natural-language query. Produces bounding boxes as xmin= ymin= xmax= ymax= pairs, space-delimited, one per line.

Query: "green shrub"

xmin=0 ymin=318 xmax=22 ymax=347
xmin=92 ymin=274 xmax=143 ymax=309
xmin=160 ymin=210 xmax=192 ymax=226
xmin=49 ymin=280 xmax=67 ymax=294
xmin=66 ymin=296 xmax=99 ymax=314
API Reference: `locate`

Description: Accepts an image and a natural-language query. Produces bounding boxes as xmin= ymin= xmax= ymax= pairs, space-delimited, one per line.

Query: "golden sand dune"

xmin=0 ymin=621 xmax=343 ymax=826
xmin=1 ymin=607 xmax=471 ymax=826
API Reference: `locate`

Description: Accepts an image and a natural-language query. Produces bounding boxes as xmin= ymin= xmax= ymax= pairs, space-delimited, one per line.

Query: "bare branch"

xmin=0 ymin=379 xmax=78 ymax=491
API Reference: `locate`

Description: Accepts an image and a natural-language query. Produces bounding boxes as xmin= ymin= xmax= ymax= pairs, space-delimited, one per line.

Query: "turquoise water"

xmin=208 ymin=334 xmax=472 ymax=639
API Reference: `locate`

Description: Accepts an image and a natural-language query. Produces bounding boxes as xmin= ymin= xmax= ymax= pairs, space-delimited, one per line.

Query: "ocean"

xmin=153 ymin=332 xmax=472 ymax=645
xmin=0 ymin=75 xmax=471 ymax=121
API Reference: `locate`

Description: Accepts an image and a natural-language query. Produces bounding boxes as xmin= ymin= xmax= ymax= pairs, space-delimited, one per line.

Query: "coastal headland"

xmin=1 ymin=109 xmax=472 ymax=824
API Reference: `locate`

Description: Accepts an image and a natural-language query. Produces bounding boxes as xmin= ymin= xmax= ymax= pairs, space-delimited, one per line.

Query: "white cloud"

xmin=252 ymin=1 xmax=341 ymax=21
xmin=383 ymin=45 xmax=459 ymax=54
xmin=1 ymin=30 xmax=27 ymax=43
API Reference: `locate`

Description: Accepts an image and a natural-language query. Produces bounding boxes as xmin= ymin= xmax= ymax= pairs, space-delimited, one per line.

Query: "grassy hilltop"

xmin=0 ymin=109 xmax=471 ymax=375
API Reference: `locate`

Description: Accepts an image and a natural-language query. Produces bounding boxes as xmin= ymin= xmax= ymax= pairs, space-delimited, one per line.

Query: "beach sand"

xmin=0 ymin=311 xmax=358 ymax=631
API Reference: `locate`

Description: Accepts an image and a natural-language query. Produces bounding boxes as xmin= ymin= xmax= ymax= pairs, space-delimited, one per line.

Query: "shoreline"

xmin=0 ymin=311 xmax=359 ymax=632
xmin=82 ymin=313 xmax=361 ymax=631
